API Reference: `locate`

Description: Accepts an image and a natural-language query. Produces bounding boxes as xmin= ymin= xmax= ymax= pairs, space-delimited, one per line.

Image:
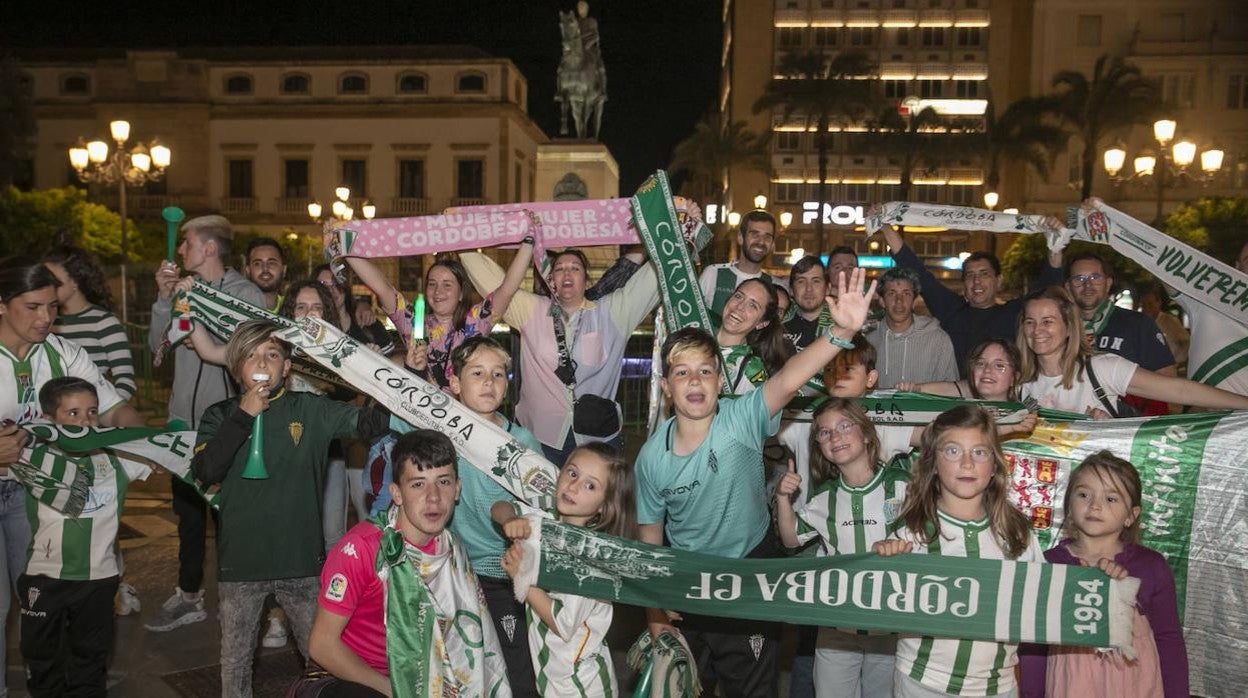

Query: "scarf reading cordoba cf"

xmin=630 ymin=170 xmax=714 ymax=335
xmin=275 ymin=317 xmax=558 ymax=510
xmin=508 ymin=514 xmax=1138 ymax=652
xmin=865 ymin=200 xmax=1248 ymax=332
xmin=371 ymin=508 xmax=510 ymax=697
xmin=14 ymin=424 xmax=217 ymax=515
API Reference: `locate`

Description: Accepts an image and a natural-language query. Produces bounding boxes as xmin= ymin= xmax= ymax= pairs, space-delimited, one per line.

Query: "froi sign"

xmin=802 ymin=202 xmax=867 ymax=226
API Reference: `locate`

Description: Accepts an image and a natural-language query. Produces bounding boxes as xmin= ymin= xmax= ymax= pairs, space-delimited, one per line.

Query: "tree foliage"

xmin=0 ymin=186 xmax=162 ymax=264
xmin=1045 ymin=54 xmax=1161 ymax=200
xmin=1163 ymin=197 xmax=1248 ymax=266
xmin=669 ymin=114 xmax=770 ymax=205
xmin=754 ymin=50 xmax=880 ymax=245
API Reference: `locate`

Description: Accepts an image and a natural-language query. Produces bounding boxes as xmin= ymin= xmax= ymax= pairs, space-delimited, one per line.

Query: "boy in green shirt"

xmin=191 ymin=320 xmax=389 ymax=698
xmin=636 ymin=268 xmax=877 ymax=697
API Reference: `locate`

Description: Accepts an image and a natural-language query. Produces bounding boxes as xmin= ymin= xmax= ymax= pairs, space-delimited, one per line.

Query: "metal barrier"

xmin=125 ymin=323 xmax=172 ymax=413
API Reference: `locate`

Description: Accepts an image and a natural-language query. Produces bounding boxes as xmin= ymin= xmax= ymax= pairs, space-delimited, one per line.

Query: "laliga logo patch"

xmin=325 ymin=573 xmax=348 ymax=602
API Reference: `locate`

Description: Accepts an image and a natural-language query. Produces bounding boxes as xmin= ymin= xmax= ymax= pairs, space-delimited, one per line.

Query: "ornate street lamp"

xmin=309 ymin=186 xmax=375 ymax=225
xmin=1102 ymin=118 xmax=1224 ymax=222
xmin=68 ymin=119 xmax=171 ymax=324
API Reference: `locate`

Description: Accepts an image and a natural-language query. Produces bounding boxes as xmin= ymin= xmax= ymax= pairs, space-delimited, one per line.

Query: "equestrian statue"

xmin=556 ymin=1 xmax=607 ymax=140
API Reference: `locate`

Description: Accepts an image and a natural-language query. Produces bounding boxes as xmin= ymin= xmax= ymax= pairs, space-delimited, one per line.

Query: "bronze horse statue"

xmin=557 ymin=9 xmax=606 ymax=140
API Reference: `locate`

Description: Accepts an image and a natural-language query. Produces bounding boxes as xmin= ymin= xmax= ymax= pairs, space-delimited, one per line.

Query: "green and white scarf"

xmin=1081 ymin=298 xmax=1115 ymax=340
xmin=631 ymin=171 xmax=714 ymax=334
xmin=509 ymin=515 xmax=1138 ymax=651
xmin=866 ymin=200 xmax=1248 ymax=331
xmin=14 ymin=424 xmax=217 ymax=515
xmin=275 ymin=318 xmax=557 ymax=509
xmin=371 ymin=508 xmax=510 ymax=697
xmin=166 ymin=282 xmax=350 ymax=390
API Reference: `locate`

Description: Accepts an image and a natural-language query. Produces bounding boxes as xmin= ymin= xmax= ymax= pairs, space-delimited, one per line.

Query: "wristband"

xmin=825 ymin=324 xmax=855 ymax=350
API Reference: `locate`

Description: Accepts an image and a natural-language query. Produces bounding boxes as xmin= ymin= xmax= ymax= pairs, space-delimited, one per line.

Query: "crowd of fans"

xmin=0 ymin=201 xmax=1244 ymax=697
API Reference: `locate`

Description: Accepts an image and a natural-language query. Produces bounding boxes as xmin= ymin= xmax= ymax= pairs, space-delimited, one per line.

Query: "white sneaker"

xmin=261 ymin=615 xmax=288 ymax=648
xmin=115 ymin=582 xmax=142 ymax=616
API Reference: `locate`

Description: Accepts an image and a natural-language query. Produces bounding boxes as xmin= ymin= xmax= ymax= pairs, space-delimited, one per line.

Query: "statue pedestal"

xmin=536 ymin=141 xmax=619 ymax=201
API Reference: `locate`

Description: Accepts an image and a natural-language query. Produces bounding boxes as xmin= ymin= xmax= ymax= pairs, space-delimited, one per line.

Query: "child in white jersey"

xmin=18 ymin=377 xmax=150 ymax=696
xmin=776 ymin=397 xmax=910 ymax=697
xmin=874 ymin=404 xmax=1041 ymax=697
xmin=494 ymin=442 xmax=634 ymax=697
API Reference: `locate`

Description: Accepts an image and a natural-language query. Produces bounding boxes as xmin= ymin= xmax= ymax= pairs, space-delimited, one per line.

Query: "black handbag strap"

xmin=551 ymin=304 xmax=580 ymax=391
xmin=1080 ymin=354 xmax=1120 ymax=418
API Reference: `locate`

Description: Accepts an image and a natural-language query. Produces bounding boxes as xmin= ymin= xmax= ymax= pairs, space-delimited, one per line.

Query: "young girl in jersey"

xmin=494 ymin=442 xmax=634 ymax=697
xmin=776 ymin=398 xmax=909 ymax=697
xmin=1019 ymin=451 xmax=1187 ymax=698
xmin=874 ymin=404 xmax=1041 ymax=697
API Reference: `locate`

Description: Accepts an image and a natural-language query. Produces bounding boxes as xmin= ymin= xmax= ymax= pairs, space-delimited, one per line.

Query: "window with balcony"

xmin=284 ymin=159 xmax=309 ymax=198
xmin=954 ymin=80 xmax=980 ymax=98
xmin=225 ymin=74 xmax=253 ymax=95
xmin=398 ymin=159 xmax=426 ymax=198
xmin=339 ymin=73 xmax=369 ymax=95
xmin=894 ymin=28 xmax=910 ymax=46
xmin=397 ymin=72 xmax=428 ymax=94
xmin=341 ymin=159 xmax=367 ymax=196
xmin=456 ymin=72 xmax=487 ymax=93
xmin=921 ymin=27 xmax=945 ymax=46
xmin=878 ymin=183 xmax=901 ymax=201
xmin=228 ymin=159 xmax=253 ymax=198
xmin=948 ymin=185 xmax=973 ymax=205
xmin=884 ymin=80 xmax=908 ymax=99
xmin=60 ymin=73 xmax=91 ymax=95
xmin=281 ymin=73 xmax=310 ymax=94
xmin=777 ymin=132 xmax=802 ymax=151
xmin=956 ymin=27 xmax=982 ymax=46
xmin=1077 ymin=15 xmax=1102 ymax=47
xmin=779 ymin=27 xmax=804 ymax=48
xmin=848 ymin=27 xmax=875 ymax=46
xmin=814 ymin=27 xmax=838 ymax=47
xmin=914 ymin=184 xmax=940 ymax=203
xmin=1228 ymin=74 xmax=1248 ymax=109
xmin=457 ymin=159 xmax=485 ymax=200
xmin=844 ymin=183 xmax=870 ymax=202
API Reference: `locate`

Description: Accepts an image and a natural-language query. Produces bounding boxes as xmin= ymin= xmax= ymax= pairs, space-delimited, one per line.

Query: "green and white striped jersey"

xmin=24 ymin=451 xmax=150 ymax=580
xmin=528 ymin=591 xmax=617 ymax=697
xmin=698 ymin=263 xmax=771 ymax=327
xmin=893 ymin=510 xmax=1042 ymax=696
xmin=779 ymin=421 xmax=913 ymax=516
xmin=794 ymin=462 xmax=910 ymax=555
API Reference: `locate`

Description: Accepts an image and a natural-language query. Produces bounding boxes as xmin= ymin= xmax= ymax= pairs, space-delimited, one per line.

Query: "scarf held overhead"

xmin=865 ymin=201 xmax=1248 ymax=331
xmin=509 ymin=515 xmax=1137 ymax=651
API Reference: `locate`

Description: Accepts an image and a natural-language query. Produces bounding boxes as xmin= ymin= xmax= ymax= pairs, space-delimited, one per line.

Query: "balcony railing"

xmin=275 ymin=196 xmax=313 ymax=214
xmin=391 ymin=197 xmax=430 ymax=214
xmin=220 ymin=197 xmax=257 ymax=213
xmin=448 ymin=197 xmax=487 ymax=208
xmin=130 ymin=194 xmax=176 ymax=213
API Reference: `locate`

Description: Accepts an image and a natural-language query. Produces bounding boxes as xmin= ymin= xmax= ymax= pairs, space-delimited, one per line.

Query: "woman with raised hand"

xmin=716 ymin=277 xmax=794 ymax=395
xmin=1017 ymin=286 xmax=1248 ymax=417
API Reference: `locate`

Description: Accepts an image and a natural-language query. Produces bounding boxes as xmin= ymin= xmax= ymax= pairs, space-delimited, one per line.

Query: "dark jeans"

xmin=18 ymin=574 xmax=119 ymax=698
xmin=479 ymin=574 xmax=538 ymax=697
xmin=172 ymin=476 xmax=218 ymax=593
xmin=679 ymin=531 xmax=782 ymax=698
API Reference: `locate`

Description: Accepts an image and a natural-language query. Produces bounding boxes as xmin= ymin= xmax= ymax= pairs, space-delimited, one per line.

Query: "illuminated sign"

xmin=802 ymin=202 xmax=867 ymax=226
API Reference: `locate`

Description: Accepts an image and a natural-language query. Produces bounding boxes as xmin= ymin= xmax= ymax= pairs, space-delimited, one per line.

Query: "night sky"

xmin=1 ymin=0 xmax=724 ymax=191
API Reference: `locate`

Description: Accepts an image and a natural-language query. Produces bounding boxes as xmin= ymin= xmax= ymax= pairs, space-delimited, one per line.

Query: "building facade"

xmin=20 ymin=46 xmax=551 ymax=235
xmin=1026 ymin=0 xmax=1248 ymax=222
xmin=721 ymin=0 xmax=1029 ymax=271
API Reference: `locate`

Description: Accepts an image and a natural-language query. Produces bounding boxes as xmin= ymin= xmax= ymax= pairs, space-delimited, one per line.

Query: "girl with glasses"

xmin=874 ymin=404 xmax=1041 ymax=697
xmin=775 ymin=398 xmax=910 ymax=697
xmin=897 ymin=339 xmax=1023 ymax=403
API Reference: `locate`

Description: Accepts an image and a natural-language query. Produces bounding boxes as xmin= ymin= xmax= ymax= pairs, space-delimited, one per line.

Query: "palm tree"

xmin=975 ymin=97 xmax=1069 ymax=196
xmin=866 ymin=103 xmax=960 ymax=202
xmin=1047 ymin=54 xmax=1161 ymax=200
xmin=669 ymin=114 xmax=770 ymax=206
xmin=753 ymin=50 xmax=879 ymax=247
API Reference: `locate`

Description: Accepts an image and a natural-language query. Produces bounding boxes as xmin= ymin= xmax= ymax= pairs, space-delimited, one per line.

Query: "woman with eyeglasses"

xmin=896 ymin=339 xmax=1022 ymax=403
xmin=1017 ymin=286 xmax=1248 ymax=417
xmin=775 ymin=398 xmax=909 ymax=697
